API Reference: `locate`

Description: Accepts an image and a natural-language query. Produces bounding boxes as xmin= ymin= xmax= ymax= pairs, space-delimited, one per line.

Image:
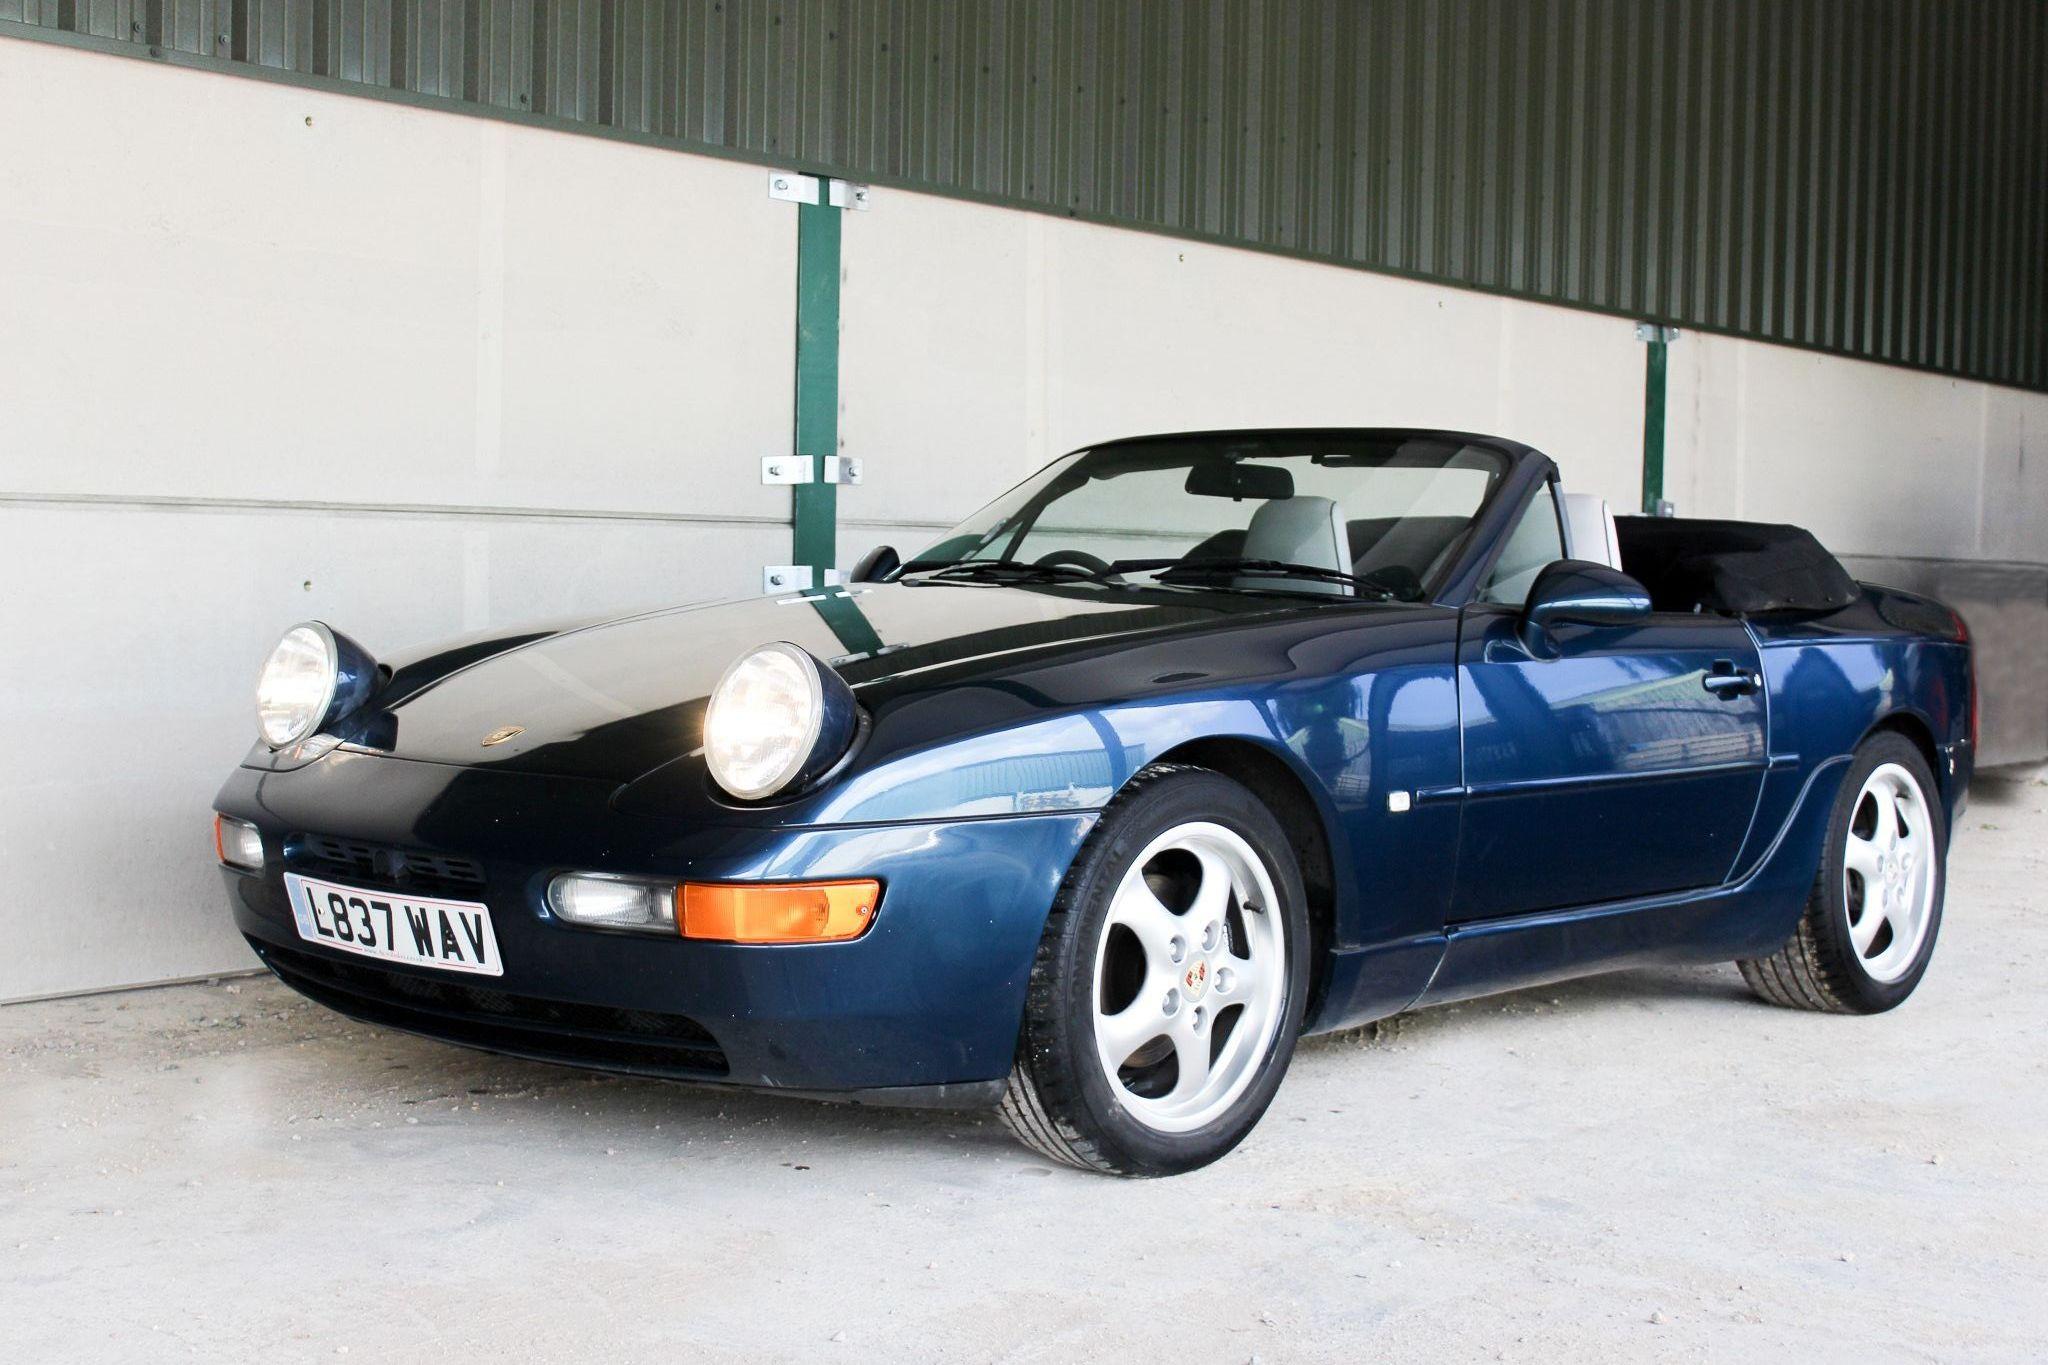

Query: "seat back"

xmin=1560 ymin=493 xmax=1622 ymax=570
xmin=1236 ymin=496 xmax=1349 ymax=595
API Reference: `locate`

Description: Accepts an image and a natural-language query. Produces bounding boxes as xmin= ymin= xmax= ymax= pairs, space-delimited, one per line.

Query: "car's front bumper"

xmin=215 ymin=750 xmax=1095 ymax=1103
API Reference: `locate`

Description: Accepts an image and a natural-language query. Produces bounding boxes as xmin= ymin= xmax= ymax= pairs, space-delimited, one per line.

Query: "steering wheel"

xmin=1357 ymin=564 xmax=1425 ymax=601
xmin=1033 ymin=549 xmax=1113 ymax=576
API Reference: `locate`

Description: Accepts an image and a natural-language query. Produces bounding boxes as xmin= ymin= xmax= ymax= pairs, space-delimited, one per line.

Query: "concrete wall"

xmin=0 ymin=40 xmax=797 ymax=999
xmin=838 ymin=192 xmax=1649 ymax=552
xmin=840 ymin=185 xmax=2048 ymax=575
xmin=3 ymin=40 xmax=2042 ymax=998
xmin=1664 ymin=337 xmax=2048 ymax=567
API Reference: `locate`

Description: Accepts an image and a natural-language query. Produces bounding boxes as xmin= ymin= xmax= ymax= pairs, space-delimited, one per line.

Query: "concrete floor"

xmin=4 ymin=776 xmax=2044 ymax=1363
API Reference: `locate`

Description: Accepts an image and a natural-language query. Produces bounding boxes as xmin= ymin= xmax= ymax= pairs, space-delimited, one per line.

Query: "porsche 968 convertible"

xmin=214 ymin=429 xmax=1975 ymax=1175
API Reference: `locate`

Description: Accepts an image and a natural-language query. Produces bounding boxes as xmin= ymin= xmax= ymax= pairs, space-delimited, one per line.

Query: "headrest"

xmin=1237 ymin=496 xmax=1349 ymax=596
xmin=1560 ymin=493 xmax=1622 ymax=570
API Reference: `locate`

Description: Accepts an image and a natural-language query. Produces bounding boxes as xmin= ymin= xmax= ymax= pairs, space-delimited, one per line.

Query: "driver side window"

xmin=1477 ymin=487 xmax=1565 ymax=606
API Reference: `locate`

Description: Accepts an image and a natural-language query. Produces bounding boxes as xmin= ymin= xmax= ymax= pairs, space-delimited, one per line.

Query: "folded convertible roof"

xmin=1614 ymin=517 xmax=1861 ymax=615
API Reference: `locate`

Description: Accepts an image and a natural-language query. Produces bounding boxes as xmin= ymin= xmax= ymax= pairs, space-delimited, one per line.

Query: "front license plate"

xmin=283 ymin=873 xmax=504 ymax=977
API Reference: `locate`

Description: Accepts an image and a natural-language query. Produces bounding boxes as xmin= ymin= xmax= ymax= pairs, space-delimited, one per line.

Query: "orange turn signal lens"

xmin=678 ymin=879 xmax=880 ymax=944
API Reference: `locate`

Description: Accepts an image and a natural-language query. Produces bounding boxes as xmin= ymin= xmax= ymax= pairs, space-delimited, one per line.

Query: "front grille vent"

xmin=254 ymin=939 xmax=728 ymax=1078
xmin=289 ymin=834 xmax=486 ymax=894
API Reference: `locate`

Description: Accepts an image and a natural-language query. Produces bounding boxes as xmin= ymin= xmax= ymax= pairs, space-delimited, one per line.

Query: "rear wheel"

xmin=1738 ymin=732 xmax=1946 ymax=1013
xmin=998 ymin=765 xmax=1311 ymax=1176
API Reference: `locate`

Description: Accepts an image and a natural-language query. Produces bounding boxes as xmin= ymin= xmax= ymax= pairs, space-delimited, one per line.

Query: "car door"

xmin=1450 ymin=488 xmax=1768 ymax=921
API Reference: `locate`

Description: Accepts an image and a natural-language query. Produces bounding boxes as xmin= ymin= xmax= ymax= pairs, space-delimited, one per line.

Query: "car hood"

xmin=343 ymin=581 xmax=1294 ymax=783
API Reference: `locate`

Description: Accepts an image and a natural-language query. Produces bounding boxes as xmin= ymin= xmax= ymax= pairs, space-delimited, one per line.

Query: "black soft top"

xmin=1614 ymin=517 xmax=1861 ymax=615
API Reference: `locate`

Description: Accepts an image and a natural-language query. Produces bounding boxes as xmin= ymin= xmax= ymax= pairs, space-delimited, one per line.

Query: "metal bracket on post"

xmin=761 ymin=455 xmax=864 ymax=486
xmin=827 ymin=179 xmax=872 ymax=211
xmin=767 ymin=172 xmax=821 ymax=205
xmin=1634 ymin=323 xmax=1681 ymax=344
xmin=763 ymin=565 xmax=848 ymax=595
xmin=767 ymin=172 xmax=871 ymax=211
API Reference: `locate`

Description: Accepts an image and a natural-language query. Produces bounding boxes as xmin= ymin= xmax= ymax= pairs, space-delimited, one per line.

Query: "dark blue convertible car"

xmin=214 ymin=429 xmax=1975 ymax=1175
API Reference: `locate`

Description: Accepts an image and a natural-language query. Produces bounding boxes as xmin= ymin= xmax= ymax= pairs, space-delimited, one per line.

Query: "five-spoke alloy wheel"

xmin=1000 ymin=765 xmax=1311 ymax=1175
xmin=1740 ymin=732 xmax=1947 ymax=1013
xmin=1091 ymin=821 xmax=1288 ymax=1133
xmin=1839 ymin=761 xmax=1939 ymax=983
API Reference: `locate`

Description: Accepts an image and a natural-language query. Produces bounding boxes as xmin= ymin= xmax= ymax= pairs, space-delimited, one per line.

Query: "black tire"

xmin=997 ymin=764 xmax=1312 ymax=1176
xmin=1738 ymin=732 xmax=1946 ymax=1014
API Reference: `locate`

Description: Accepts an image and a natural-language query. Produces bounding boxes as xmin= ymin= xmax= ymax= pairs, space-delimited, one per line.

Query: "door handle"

xmin=1702 ymin=662 xmax=1762 ymax=697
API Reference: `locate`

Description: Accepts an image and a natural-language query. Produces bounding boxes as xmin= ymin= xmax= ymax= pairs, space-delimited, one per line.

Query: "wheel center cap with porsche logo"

xmin=1182 ymin=956 xmax=1211 ymax=1001
xmin=480 ymin=725 xmax=525 ymax=747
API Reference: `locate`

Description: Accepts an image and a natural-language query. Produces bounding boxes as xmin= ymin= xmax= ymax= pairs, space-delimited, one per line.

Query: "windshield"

xmin=903 ymin=431 xmax=1512 ymax=600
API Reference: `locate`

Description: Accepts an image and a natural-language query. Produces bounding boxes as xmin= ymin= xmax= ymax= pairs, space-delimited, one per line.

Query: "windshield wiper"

xmin=897 ymin=555 xmax=1413 ymax=601
xmin=897 ymin=559 xmax=1102 ymax=584
xmin=1148 ymin=557 xmax=1404 ymax=600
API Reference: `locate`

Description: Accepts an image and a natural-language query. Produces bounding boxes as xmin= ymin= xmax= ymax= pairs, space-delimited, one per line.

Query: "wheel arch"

xmin=1865 ymin=708 xmax=1945 ymax=800
xmin=1146 ymin=736 xmax=1341 ymax=1029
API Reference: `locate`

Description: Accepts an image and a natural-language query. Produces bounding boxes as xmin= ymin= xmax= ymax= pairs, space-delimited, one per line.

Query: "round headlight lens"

xmin=704 ymin=643 xmax=826 ymax=800
xmin=256 ymin=623 xmax=339 ymax=748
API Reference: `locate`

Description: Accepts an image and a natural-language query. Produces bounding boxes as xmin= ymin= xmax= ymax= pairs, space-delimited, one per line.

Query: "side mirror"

xmin=850 ymin=544 xmax=900 ymax=583
xmin=1520 ymin=560 xmax=1651 ymax=655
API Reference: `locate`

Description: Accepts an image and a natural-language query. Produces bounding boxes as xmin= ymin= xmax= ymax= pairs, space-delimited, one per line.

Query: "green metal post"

xmin=1641 ymin=329 xmax=1669 ymax=514
xmin=792 ymin=198 xmax=841 ymax=578
xmin=784 ymin=187 xmax=883 ymax=657
xmin=806 ymin=589 xmax=885 ymax=659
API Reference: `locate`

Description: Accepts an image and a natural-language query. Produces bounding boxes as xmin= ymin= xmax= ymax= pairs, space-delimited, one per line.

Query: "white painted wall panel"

xmin=1979 ymin=388 xmax=2048 ymax=565
xmin=838 ymin=189 xmax=1648 ymax=542
xmin=836 ymin=193 xmax=1041 ymax=540
xmin=491 ymin=132 xmax=796 ymax=520
xmin=1492 ymin=305 xmax=1647 ymax=507
xmin=1664 ymin=337 xmax=1997 ymax=561
xmin=0 ymin=41 xmax=798 ymax=999
xmin=842 ymin=184 xmax=2045 ymax=574
xmin=0 ymin=40 xmax=794 ymax=522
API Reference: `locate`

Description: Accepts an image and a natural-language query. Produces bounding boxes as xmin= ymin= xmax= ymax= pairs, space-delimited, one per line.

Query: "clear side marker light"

xmin=214 ymin=815 xmax=265 ymax=870
xmin=1387 ymin=791 xmax=1413 ymax=814
xmin=547 ymin=874 xmax=678 ymax=933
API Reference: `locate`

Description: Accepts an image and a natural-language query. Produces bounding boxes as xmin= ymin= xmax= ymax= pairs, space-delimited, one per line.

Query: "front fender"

xmin=805 ymin=695 xmax=1297 ymax=824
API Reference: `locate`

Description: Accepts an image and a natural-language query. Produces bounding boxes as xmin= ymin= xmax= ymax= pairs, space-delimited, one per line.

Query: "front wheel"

xmin=1738 ymin=732 xmax=1947 ymax=1013
xmin=998 ymin=765 xmax=1312 ymax=1176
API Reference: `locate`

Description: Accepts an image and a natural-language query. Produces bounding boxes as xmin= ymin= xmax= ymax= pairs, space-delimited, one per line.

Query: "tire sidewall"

xmin=1815 ymin=734 xmax=1947 ymax=1011
xmin=1043 ymin=770 xmax=1312 ymax=1175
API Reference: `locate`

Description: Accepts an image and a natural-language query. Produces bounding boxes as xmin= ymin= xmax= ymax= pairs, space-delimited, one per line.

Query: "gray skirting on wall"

xmin=1841 ymin=556 xmax=2048 ymax=771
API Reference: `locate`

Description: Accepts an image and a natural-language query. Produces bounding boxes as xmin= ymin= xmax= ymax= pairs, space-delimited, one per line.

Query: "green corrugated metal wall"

xmin=6 ymin=0 xmax=2043 ymax=391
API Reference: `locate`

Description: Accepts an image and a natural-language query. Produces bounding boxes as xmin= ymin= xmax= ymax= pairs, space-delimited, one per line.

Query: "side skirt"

xmin=1309 ymin=752 xmax=1854 ymax=1025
